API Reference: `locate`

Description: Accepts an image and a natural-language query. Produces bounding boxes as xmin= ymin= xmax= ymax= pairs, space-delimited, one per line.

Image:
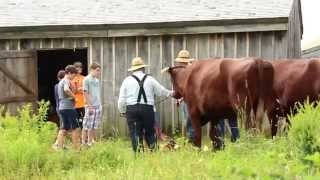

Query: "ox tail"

xmin=256 ymin=59 xmax=274 ymax=132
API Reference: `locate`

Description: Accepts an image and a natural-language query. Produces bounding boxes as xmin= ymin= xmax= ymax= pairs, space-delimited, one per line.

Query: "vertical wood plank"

xmin=249 ymin=32 xmax=262 ymax=57
xmin=236 ymin=32 xmax=247 ymax=58
xmin=41 ymin=39 xmax=52 ymax=49
xmin=126 ymin=37 xmax=136 ymax=71
xmin=150 ymin=36 xmax=163 ymax=131
xmin=52 ymin=38 xmax=63 ymax=49
xmin=173 ymin=35 xmax=183 ymax=133
xmin=162 ymin=35 xmax=174 ymax=134
xmin=0 ymin=40 xmax=7 ymax=50
xmin=75 ymin=38 xmax=88 ymax=48
xmin=216 ymin=34 xmax=224 ymax=58
xmin=91 ymin=38 xmax=102 ymax=64
xmin=102 ymin=38 xmax=115 ymax=137
xmin=274 ymin=31 xmax=288 ymax=59
xmin=8 ymin=40 xmax=19 ymax=50
xmin=197 ymin=34 xmax=209 ymax=59
xmin=209 ymin=34 xmax=218 ymax=57
xmin=137 ymin=36 xmax=148 ymax=65
xmin=63 ymin=38 xmax=75 ymax=49
xmin=223 ymin=33 xmax=235 ymax=58
xmin=114 ymin=37 xmax=126 ymax=136
xmin=261 ymin=31 xmax=274 ymax=60
xmin=185 ymin=35 xmax=197 ymax=60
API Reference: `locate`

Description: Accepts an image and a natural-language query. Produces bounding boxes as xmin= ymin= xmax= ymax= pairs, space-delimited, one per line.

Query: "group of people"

xmin=118 ymin=50 xmax=240 ymax=152
xmin=53 ymin=62 xmax=102 ymax=150
xmin=51 ymin=50 xmax=239 ymax=152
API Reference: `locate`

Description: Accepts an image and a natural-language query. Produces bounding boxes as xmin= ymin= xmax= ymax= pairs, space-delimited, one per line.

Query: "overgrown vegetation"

xmin=0 ymin=101 xmax=320 ymax=179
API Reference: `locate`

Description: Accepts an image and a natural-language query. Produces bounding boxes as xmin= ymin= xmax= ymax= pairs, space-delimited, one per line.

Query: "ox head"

xmin=161 ymin=66 xmax=187 ymax=99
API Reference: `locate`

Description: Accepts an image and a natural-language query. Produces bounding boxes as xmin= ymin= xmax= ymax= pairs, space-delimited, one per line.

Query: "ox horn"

xmin=161 ymin=67 xmax=170 ymax=74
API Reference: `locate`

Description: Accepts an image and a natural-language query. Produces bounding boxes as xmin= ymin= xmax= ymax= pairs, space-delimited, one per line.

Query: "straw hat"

xmin=128 ymin=57 xmax=149 ymax=71
xmin=175 ymin=50 xmax=194 ymax=63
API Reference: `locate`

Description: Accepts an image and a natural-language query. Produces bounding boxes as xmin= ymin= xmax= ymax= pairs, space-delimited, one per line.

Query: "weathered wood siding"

xmin=287 ymin=0 xmax=302 ymax=58
xmin=0 ymin=30 xmax=294 ymax=136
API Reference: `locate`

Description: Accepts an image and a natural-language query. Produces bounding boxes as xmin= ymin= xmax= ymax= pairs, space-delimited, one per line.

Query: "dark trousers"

xmin=217 ymin=117 xmax=240 ymax=142
xmin=186 ymin=117 xmax=195 ymax=142
xmin=76 ymin=108 xmax=85 ymax=129
xmin=126 ymin=104 xmax=156 ymax=152
xmin=181 ymin=103 xmax=194 ymax=142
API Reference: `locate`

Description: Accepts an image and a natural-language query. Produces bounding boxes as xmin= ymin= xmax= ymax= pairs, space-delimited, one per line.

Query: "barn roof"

xmin=0 ymin=0 xmax=295 ymax=28
xmin=302 ymin=45 xmax=320 ymax=58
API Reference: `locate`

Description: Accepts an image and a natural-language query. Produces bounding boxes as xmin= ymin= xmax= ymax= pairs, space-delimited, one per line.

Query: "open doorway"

xmin=37 ymin=48 xmax=88 ymax=124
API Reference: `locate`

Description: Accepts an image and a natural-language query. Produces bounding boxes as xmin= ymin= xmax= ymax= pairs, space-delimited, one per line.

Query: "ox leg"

xmin=189 ymin=113 xmax=202 ymax=148
xmin=210 ymin=121 xmax=224 ymax=150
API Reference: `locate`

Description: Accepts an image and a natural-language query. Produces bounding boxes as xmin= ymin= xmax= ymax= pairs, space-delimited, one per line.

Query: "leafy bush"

xmin=288 ymin=102 xmax=320 ymax=157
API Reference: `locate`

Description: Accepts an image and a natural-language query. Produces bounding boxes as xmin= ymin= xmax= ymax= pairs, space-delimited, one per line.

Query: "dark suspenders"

xmin=131 ymin=74 xmax=148 ymax=104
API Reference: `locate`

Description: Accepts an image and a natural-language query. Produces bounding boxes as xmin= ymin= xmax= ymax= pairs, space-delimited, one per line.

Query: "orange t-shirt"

xmin=72 ymin=74 xmax=85 ymax=108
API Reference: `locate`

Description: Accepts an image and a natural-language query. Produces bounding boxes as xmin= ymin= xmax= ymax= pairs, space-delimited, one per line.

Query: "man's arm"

xmin=151 ymin=77 xmax=173 ymax=97
xmin=84 ymin=91 xmax=93 ymax=106
xmin=83 ymin=78 xmax=93 ymax=106
xmin=63 ymin=81 xmax=75 ymax=99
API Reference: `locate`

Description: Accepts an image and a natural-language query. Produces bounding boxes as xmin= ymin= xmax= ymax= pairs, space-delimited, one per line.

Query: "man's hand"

xmin=88 ymin=106 xmax=94 ymax=115
xmin=176 ymin=98 xmax=184 ymax=106
xmin=120 ymin=113 xmax=126 ymax=118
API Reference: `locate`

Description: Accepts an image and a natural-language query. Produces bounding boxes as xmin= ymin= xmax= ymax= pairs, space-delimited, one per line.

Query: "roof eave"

xmin=0 ymin=17 xmax=289 ymax=32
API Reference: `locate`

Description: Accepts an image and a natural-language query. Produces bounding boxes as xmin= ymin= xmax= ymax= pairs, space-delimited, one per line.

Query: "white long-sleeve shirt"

xmin=118 ymin=71 xmax=173 ymax=113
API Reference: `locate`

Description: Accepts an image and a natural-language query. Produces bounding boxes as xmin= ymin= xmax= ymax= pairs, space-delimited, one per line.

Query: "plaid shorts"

xmin=83 ymin=106 xmax=102 ymax=130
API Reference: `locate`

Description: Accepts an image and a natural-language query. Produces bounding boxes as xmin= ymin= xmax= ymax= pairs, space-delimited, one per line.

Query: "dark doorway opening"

xmin=37 ymin=48 xmax=88 ymax=122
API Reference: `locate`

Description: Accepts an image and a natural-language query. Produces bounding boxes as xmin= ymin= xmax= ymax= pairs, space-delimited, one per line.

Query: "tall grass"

xmin=0 ymin=102 xmax=320 ymax=179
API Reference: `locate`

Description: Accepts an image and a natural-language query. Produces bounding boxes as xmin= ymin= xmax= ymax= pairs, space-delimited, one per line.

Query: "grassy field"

xmin=0 ymin=102 xmax=320 ymax=179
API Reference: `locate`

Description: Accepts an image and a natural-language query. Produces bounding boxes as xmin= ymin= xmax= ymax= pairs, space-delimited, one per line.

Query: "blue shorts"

xmin=59 ymin=109 xmax=79 ymax=130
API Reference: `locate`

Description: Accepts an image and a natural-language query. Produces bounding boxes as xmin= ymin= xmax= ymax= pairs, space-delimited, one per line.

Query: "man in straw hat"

xmin=174 ymin=50 xmax=195 ymax=143
xmin=118 ymin=57 xmax=175 ymax=152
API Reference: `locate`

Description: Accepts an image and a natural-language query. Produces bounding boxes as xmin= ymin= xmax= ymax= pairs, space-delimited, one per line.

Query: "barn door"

xmin=0 ymin=50 xmax=37 ymax=114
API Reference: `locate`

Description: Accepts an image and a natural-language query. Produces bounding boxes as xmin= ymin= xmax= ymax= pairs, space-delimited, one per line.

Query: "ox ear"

xmin=161 ymin=67 xmax=171 ymax=74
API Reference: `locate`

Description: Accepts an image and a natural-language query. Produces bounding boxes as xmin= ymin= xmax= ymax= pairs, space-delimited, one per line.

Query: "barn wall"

xmin=0 ymin=30 xmax=289 ymax=136
xmin=287 ymin=0 xmax=302 ymax=58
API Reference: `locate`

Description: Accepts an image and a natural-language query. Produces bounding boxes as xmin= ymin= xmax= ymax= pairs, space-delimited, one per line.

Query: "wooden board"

xmin=172 ymin=35 xmax=183 ymax=134
xmin=63 ymin=38 xmax=75 ymax=49
xmin=274 ymin=31 xmax=288 ymax=59
xmin=236 ymin=32 xmax=247 ymax=58
xmin=90 ymin=38 xmax=102 ymax=64
xmin=261 ymin=32 xmax=274 ymax=60
xmin=149 ymin=36 xmax=164 ymax=131
xmin=0 ymin=40 xmax=7 ymax=50
xmin=198 ymin=34 xmax=209 ymax=59
xmin=114 ymin=37 xmax=127 ymax=136
xmin=0 ymin=50 xmax=37 ymax=114
xmin=249 ymin=32 xmax=262 ymax=57
xmin=102 ymin=38 xmax=115 ymax=136
xmin=52 ymin=39 xmax=63 ymax=49
xmin=185 ymin=35 xmax=197 ymax=60
xmin=223 ymin=33 xmax=235 ymax=58
xmin=161 ymin=35 xmax=174 ymax=134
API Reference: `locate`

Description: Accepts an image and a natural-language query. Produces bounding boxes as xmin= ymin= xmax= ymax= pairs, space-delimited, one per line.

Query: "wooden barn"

xmin=0 ymin=0 xmax=302 ymax=136
xmin=303 ymin=44 xmax=320 ymax=58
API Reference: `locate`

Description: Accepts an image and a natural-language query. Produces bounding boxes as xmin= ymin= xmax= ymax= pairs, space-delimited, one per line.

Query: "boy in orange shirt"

xmin=72 ymin=62 xmax=85 ymax=130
